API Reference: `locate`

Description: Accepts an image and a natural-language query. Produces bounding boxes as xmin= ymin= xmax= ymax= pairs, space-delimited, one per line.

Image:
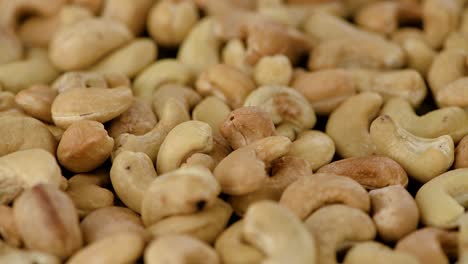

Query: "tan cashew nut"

xmin=49 ymin=17 xmax=133 ymax=71
xmin=395 ymin=228 xmax=458 ymax=264
xmin=196 ymin=63 xmax=256 ymax=109
xmin=215 ymin=220 xmax=263 ymax=264
xmin=146 ymin=198 xmax=232 ymax=243
xmin=157 ymin=120 xmax=213 ymax=174
xmin=317 ymin=156 xmax=408 ymax=189
xmin=416 ymin=168 xmax=468 ymax=228
xmin=305 ymin=204 xmax=376 ymax=264
xmin=244 ymin=85 xmax=316 ymax=133
xmin=220 ymin=106 xmax=276 ymax=150
xmin=326 ymin=92 xmax=382 ymax=158
xmin=343 ymin=241 xmax=419 ymax=264
xmin=144 ymin=235 xmax=220 ymax=264
xmin=243 ymin=201 xmax=316 ymax=264
xmin=370 ymin=115 xmax=454 ymax=183
xmin=287 ymin=130 xmax=335 ymax=171
xmin=214 ymin=136 xmax=291 ymax=195
xmin=192 ymin=96 xmax=231 ymax=134
xmin=280 ymin=173 xmax=370 ymax=220
xmin=133 ymin=59 xmax=194 ymax=103
xmin=110 ymin=151 xmax=157 ymax=213
xmin=141 ymin=166 xmax=221 ymax=226
xmin=0 ymin=149 xmax=67 ymax=204
xmin=370 ymin=185 xmax=419 ymax=243
xmin=382 ymin=97 xmax=468 ymax=142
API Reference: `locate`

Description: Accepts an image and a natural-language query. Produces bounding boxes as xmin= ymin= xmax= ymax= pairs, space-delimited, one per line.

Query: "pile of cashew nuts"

xmin=2 ymin=0 xmax=468 ymax=263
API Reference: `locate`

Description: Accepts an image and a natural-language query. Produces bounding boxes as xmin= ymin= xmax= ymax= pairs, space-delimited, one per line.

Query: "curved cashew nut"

xmin=0 ymin=149 xmax=67 ymax=204
xmin=228 ymin=156 xmax=311 ymax=216
xmin=0 ymin=48 xmax=59 ymax=93
xmin=344 ymin=241 xmax=419 ymax=264
xmin=370 ymin=115 xmax=454 ymax=183
xmin=382 ymin=97 xmax=468 ymax=142
xmin=415 ymin=168 xmax=468 ymax=228
xmin=196 ymin=63 xmax=256 ymax=108
xmin=326 ymin=92 xmax=382 ymax=158
xmin=215 ymin=220 xmax=263 ymax=264
xmin=178 ymin=17 xmax=221 ymax=74
xmin=147 ymin=198 xmax=232 ymax=243
xmin=101 ymin=0 xmax=153 ymax=35
xmin=157 ymin=120 xmax=213 ymax=174
xmin=423 ymin=0 xmax=462 ymax=49
xmin=351 ymin=69 xmax=427 ymax=107
xmin=113 ymin=84 xmax=200 ymax=163
xmin=308 ymin=37 xmax=406 ymax=70
xmin=427 ymin=49 xmax=466 ymax=96
xmin=280 ymin=173 xmax=370 ymax=220
xmin=287 ymin=130 xmax=335 ymax=171
xmin=317 ymin=156 xmax=408 ymax=189
xmin=370 ymin=185 xmax=419 ymax=242
xmin=80 ymin=206 xmax=148 ymax=244
xmin=305 ymin=204 xmax=376 ymax=264
xmin=110 ymin=151 xmax=157 ymax=213
xmin=145 ymin=235 xmax=220 ymax=264
xmin=0 ymin=0 xmax=65 ymax=30
xmin=243 ymin=201 xmax=316 ymax=264
xmin=141 ymin=166 xmax=221 ymax=226
xmin=244 ymin=85 xmax=316 ymax=131
xmin=436 ymin=77 xmax=468 ymax=109
xmin=192 ymin=96 xmax=231 ymax=134
xmin=133 ymin=59 xmax=194 ymax=103
xmin=220 ymin=106 xmax=276 ymax=150
xmin=214 ymin=136 xmax=291 ymax=195
xmin=395 ymin=228 xmax=458 ymax=264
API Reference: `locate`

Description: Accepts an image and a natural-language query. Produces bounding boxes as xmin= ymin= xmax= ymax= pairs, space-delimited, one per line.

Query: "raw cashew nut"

xmin=147 ymin=0 xmax=200 ymax=47
xmin=395 ymin=228 xmax=457 ymax=264
xmin=317 ymin=156 xmax=408 ymax=189
xmin=80 ymin=206 xmax=148 ymax=244
xmin=141 ymin=166 xmax=221 ymax=226
xmin=133 ymin=59 xmax=194 ymax=103
xmin=416 ymin=168 xmax=468 ymax=228
xmin=280 ymin=173 xmax=370 ymax=220
xmin=288 ymin=130 xmax=335 ymax=171
xmin=89 ymin=38 xmax=158 ymax=78
xmin=67 ymin=232 xmax=144 ymax=264
xmin=344 ymin=241 xmax=419 ymax=264
xmin=0 ymin=48 xmax=59 ymax=93
xmin=243 ymin=201 xmax=316 ymax=264
xmin=305 ymin=204 xmax=376 ymax=264
xmin=110 ymin=151 xmax=157 ymax=213
xmin=228 ymin=156 xmax=311 ymax=216
xmin=291 ymin=69 xmax=356 ymax=115
xmin=196 ymin=63 xmax=256 ymax=108
xmin=244 ymin=85 xmax=316 ymax=131
xmin=51 ymin=86 xmax=133 ymax=129
xmin=308 ymin=37 xmax=406 ymax=70
xmin=370 ymin=185 xmax=419 ymax=242
xmin=423 ymin=0 xmax=462 ymax=49
xmin=0 ymin=116 xmax=57 ymax=156
xmin=101 ymin=0 xmax=153 ymax=35
xmin=108 ymin=98 xmax=157 ymax=138
xmin=351 ymin=69 xmax=427 ymax=107
xmin=0 ymin=149 xmax=67 ymax=204
xmin=13 ymin=184 xmax=82 ymax=259
xmin=144 ymin=235 xmax=220 ymax=264
xmin=178 ymin=17 xmax=221 ymax=74
xmin=254 ymin=55 xmax=293 ymax=86
xmin=66 ymin=178 xmax=114 ymax=218
xmin=382 ymin=97 xmax=468 ymax=142
xmin=57 ymin=120 xmax=114 ymax=173
xmin=157 ymin=121 xmax=213 ymax=174
xmin=192 ymin=96 xmax=231 ymax=134
xmin=15 ymin=84 xmax=57 ymax=123
xmin=220 ymin=106 xmax=276 ymax=150
xmin=427 ymin=49 xmax=466 ymax=96
xmin=215 ymin=220 xmax=263 ymax=264
xmin=326 ymin=92 xmax=382 ymax=158
xmin=370 ymin=115 xmax=454 ymax=183
xmin=436 ymin=77 xmax=468 ymax=109
xmin=50 ymin=17 xmax=133 ymax=71
xmin=146 ymin=198 xmax=232 ymax=243
xmin=214 ymin=136 xmax=291 ymax=195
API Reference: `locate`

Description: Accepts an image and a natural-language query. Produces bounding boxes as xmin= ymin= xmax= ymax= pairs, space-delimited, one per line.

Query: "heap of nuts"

xmin=2 ymin=0 xmax=468 ymax=263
